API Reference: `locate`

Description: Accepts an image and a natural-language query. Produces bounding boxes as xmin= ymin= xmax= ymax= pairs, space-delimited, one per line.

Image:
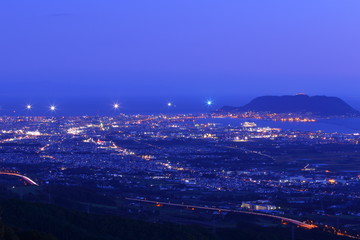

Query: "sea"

xmin=0 ymin=96 xmax=360 ymax=134
xmin=196 ymin=118 xmax=360 ymax=134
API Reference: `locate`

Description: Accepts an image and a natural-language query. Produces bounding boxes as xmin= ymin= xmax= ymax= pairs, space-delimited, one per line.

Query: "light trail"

xmin=222 ymin=145 xmax=276 ymax=161
xmin=132 ymin=139 xmax=162 ymax=150
xmin=38 ymin=144 xmax=50 ymax=152
xmin=125 ymin=198 xmax=317 ymax=229
xmin=0 ymin=172 xmax=39 ymax=186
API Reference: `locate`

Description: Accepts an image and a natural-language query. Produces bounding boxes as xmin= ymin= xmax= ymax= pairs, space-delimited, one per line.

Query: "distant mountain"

xmin=219 ymin=95 xmax=359 ymax=116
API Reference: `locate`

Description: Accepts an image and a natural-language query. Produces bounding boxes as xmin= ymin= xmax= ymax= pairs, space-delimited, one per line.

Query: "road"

xmin=125 ymin=197 xmax=317 ymax=229
xmin=0 ymin=172 xmax=39 ymax=186
xmin=222 ymin=145 xmax=276 ymax=161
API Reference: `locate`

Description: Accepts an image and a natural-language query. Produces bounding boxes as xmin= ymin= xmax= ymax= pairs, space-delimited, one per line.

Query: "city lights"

xmin=3 ymin=2 xmax=360 ymax=239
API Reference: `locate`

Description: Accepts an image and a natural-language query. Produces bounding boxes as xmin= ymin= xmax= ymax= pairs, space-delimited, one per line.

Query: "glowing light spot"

xmin=167 ymin=102 xmax=172 ymax=107
xmin=26 ymin=104 xmax=32 ymax=110
xmin=206 ymin=100 xmax=213 ymax=106
xmin=50 ymin=105 xmax=56 ymax=111
xmin=113 ymin=103 xmax=119 ymax=109
xmin=328 ymin=179 xmax=336 ymax=184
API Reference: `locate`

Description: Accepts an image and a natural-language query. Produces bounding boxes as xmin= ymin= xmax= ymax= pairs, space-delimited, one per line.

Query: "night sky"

xmin=1 ymin=1 xmax=360 ymax=113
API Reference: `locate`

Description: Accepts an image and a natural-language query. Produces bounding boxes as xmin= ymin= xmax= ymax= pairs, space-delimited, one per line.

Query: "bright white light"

xmin=26 ymin=104 xmax=32 ymax=110
xmin=50 ymin=105 xmax=56 ymax=111
xmin=206 ymin=100 xmax=213 ymax=106
xmin=167 ymin=102 xmax=172 ymax=107
xmin=113 ymin=103 xmax=119 ymax=109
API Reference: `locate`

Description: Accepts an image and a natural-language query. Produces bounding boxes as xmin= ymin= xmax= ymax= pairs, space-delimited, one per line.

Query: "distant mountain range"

xmin=219 ymin=95 xmax=359 ymax=116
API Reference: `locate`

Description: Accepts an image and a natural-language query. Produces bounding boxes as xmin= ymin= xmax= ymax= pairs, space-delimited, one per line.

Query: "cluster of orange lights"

xmin=278 ymin=118 xmax=316 ymax=122
xmin=323 ymin=225 xmax=360 ymax=239
xmin=213 ymin=113 xmax=317 ymax=123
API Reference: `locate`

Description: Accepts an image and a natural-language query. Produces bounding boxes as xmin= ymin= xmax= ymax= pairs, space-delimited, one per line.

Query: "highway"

xmin=0 ymin=172 xmax=39 ymax=186
xmin=125 ymin=197 xmax=317 ymax=229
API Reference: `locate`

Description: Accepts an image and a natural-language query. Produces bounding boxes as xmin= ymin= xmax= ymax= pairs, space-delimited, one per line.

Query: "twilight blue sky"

xmin=1 ymin=0 xmax=360 ymax=109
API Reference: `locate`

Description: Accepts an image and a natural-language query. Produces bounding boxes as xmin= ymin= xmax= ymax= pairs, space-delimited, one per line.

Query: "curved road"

xmin=0 ymin=172 xmax=39 ymax=186
xmin=125 ymin=197 xmax=317 ymax=229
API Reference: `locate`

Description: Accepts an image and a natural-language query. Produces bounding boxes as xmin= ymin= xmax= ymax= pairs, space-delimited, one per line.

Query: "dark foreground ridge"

xmin=0 ymin=198 xmax=213 ymax=240
xmin=219 ymin=94 xmax=359 ymax=116
xmin=0 ymin=198 xmax=345 ymax=240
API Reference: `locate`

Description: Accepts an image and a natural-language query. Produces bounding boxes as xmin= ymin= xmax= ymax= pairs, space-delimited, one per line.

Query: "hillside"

xmin=0 ymin=198 xmax=344 ymax=240
xmin=219 ymin=95 xmax=359 ymax=116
